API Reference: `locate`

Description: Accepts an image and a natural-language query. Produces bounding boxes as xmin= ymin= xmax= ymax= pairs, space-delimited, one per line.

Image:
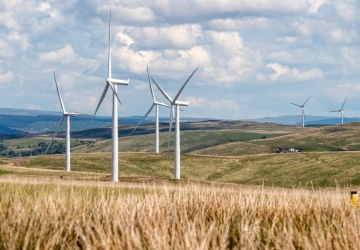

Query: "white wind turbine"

xmin=45 ymin=71 xmax=80 ymax=172
xmin=92 ymin=10 xmax=129 ymax=182
xmin=330 ymin=97 xmax=347 ymax=125
xmin=151 ymin=68 xmax=198 ymax=179
xmin=291 ymin=96 xmax=311 ymax=127
xmin=132 ymin=66 xmax=170 ymax=153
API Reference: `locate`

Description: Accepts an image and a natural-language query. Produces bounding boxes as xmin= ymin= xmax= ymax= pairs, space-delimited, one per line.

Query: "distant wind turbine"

xmin=92 ymin=10 xmax=129 ymax=182
xmin=132 ymin=66 xmax=170 ymax=153
xmin=330 ymin=97 xmax=347 ymax=125
xmin=45 ymin=71 xmax=81 ymax=172
xmin=291 ymin=96 xmax=311 ymax=127
xmin=152 ymin=68 xmax=198 ymax=179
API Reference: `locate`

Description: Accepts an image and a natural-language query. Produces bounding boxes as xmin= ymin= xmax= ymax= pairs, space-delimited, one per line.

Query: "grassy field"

xmin=0 ymin=120 xmax=300 ymax=156
xmin=1 ymin=150 xmax=360 ymax=188
xmin=72 ymin=122 xmax=360 ymax=156
xmin=2 ymin=121 xmax=360 ymax=248
xmin=4 ymin=121 xmax=360 ymax=157
xmin=0 ymin=177 xmax=358 ymax=249
xmin=193 ymin=122 xmax=360 ymax=156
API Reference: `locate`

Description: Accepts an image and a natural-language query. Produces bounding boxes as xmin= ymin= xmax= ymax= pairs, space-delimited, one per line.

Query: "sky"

xmin=0 ymin=0 xmax=359 ymax=120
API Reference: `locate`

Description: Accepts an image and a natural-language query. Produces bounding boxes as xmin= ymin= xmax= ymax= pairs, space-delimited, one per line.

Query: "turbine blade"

xmin=108 ymin=81 xmax=122 ymax=105
xmin=151 ymin=77 xmax=173 ymax=103
xmin=53 ymin=71 xmax=66 ymax=113
xmin=45 ymin=115 xmax=65 ymax=155
xmin=341 ymin=97 xmax=347 ymax=110
xmin=173 ymin=67 xmax=198 ymax=103
xmin=147 ymin=66 xmax=156 ymax=102
xmin=167 ymin=106 xmax=174 ymax=160
xmin=156 ymin=102 xmax=171 ymax=108
xmin=93 ymin=84 xmax=109 ymax=117
xmin=303 ymin=96 xmax=311 ymax=106
xmin=108 ymin=10 xmax=112 ymax=79
xmin=330 ymin=110 xmax=340 ymax=112
xmin=132 ymin=104 xmax=155 ymax=133
xmin=291 ymin=103 xmax=302 ymax=107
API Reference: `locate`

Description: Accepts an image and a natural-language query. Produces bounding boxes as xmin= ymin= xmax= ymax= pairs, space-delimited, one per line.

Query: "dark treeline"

xmin=0 ymin=141 xmax=66 ymax=158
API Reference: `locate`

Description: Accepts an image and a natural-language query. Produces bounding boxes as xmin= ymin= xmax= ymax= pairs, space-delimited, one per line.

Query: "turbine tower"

xmin=132 ymin=66 xmax=170 ymax=153
xmin=330 ymin=97 xmax=347 ymax=124
xmin=151 ymin=68 xmax=198 ymax=179
xmin=45 ymin=71 xmax=80 ymax=172
xmin=93 ymin=10 xmax=129 ymax=182
xmin=291 ymin=96 xmax=311 ymax=127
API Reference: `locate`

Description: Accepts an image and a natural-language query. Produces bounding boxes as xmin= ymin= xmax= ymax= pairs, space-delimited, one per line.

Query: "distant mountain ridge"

xmin=0 ymin=108 xmax=62 ymax=116
xmin=0 ymin=108 xmax=359 ymax=134
xmin=248 ymin=115 xmax=360 ymax=126
xmin=0 ymin=108 xmax=207 ymax=134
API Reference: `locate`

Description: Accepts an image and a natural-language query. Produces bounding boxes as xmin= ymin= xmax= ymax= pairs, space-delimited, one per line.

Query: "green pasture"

xmin=3 ymin=151 xmax=360 ymax=188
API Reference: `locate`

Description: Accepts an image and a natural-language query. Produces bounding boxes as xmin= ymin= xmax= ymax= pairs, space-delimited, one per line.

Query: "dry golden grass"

xmin=0 ymin=176 xmax=359 ymax=249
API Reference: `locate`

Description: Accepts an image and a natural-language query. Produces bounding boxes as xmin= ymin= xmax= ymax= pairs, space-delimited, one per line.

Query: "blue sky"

xmin=0 ymin=0 xmax=359 ymax=120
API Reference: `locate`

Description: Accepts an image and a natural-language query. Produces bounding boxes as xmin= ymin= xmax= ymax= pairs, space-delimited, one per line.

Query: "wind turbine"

xmin=291 ymin=96 xmax=311 ymax=127
xmin=151 ymin=68 xmax=198 ymax=179
xmin=132 ymin=66 xmax=170 ymax=153
xmin=330 ymin=97 xmax=347 ymax=124
xmin=92 ymin=10 xmax=129 ymax=182
xmin=45 ymin=71 xmax=80 ymax=172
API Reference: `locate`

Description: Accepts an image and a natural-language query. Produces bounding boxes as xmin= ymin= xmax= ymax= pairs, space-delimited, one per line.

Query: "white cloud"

xmin=0 ymin=0 xmax=23 ymax=10
xmin=38 ymin=2 xmax=51 ymax=12
xmin=0 ymin=0 xmax=360 ymax=119
xmin=307 ymin=0 xmax=328 ymax=14
xmin=97 ymin=5 xmax=157 ymax=24
xmin=207 ymin=17 xmax=271 ymax=32
xmin=0 ymin=71 xmax=14 ymax=82
xmin=7 ymin=32 xmax=29 ymax=51
xmin=258 ymin=63 xmax=324 ymax=82
xmin=38 ymin=44 xmax=78 ymax=64
xmin=340 ymin=47 xmax=360 ymax=74
xmin=116 ymin=32 xmax=134 ymax=47
xmin=113 ymin=47 xmax=157 ymax=74
xmin=187 ymin=96 xmax=241 ymax=110
xmin=0 ymin=11 xmax=21 ymax=30
xmin=265 ymin=63 xmax=290 ymax=81
xmin=128 ymin=24 xmax=202 ymax=50
xmin=268 ymin=51 xmax=295 ymax=62
xmin=0 ymin=40 xmax=15 ymax=58
xmin=334 ymin=1 xmax=358 ymax=23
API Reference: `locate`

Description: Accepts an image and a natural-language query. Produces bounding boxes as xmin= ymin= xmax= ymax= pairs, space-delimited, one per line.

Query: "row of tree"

xmin=0 ymin=141 xmax=66 ymax=158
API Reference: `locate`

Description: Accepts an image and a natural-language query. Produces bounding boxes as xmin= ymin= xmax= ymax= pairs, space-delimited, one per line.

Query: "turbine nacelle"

xmin=174 ymin=100 xmax=189 ymax=106
xmin=64 ymin=112 xmax=81 ymax=117
xmin=107 ymin=78 xmax=129 ymax=86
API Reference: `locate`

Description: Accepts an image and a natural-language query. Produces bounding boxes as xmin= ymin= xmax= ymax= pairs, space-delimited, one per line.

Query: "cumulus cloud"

xmin=308 ymin=0 xmax=328 ymax=14
xmin=0 ymin=0 xmax=360 ymax=118
xmin=127 ymin=24 xmax=202 ymax=50
xmin=185 ymin=96 xmax=242 ymax=118
xmin=334 ymin=1 xmax=358 ymax=23
xmin=38 ymin=2 xmax=51 ymax=12
xmin=0 ymin=71 xmax=14 ymax=82
xmin=96 ymin=5 xmax=157 ymax=24
xmin=257 ymin=63 xmax=324 ymax=82
xmin=0 ymin=40 xmax=15 ymax=58
xmin=0 ymin=0 xmax=23 ymax=11
xmin=38 ymin=44 xmax=78 ymax=64
xmin=7 ymin=32 xmax=29 ymax=51
xmin=0 ymin=11 xmax=21 ymax=30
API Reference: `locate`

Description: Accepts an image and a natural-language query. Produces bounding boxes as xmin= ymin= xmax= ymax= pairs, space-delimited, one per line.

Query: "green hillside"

xmin=2 ymin=121 xmax=360 ymax=188
xmin=2 ymin=151 xmax=360 ymax=188
xmin=193 ymin=122 xmax=360 ymax=156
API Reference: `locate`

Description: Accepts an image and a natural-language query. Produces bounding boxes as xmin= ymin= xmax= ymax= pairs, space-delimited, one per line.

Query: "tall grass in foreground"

xmin=0 ymin=178 xmax=359 ymax=249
